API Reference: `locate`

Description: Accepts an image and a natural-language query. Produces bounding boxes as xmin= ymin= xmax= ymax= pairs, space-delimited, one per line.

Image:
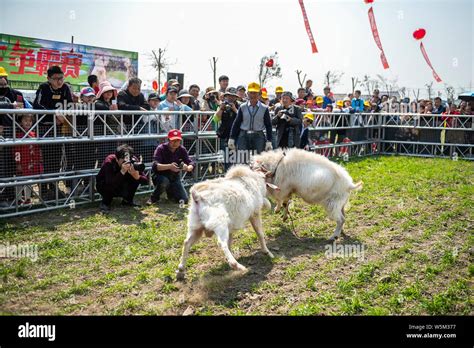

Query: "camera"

xmin=223 ymin=101 xmax=232 ymax=111
xmin=124 ymin=153 xmax=145 ymax=172
xmin=279 ymin=109 xmax=290 ymax=120
xmin=209 ymin=94 xmax=216 ymax=102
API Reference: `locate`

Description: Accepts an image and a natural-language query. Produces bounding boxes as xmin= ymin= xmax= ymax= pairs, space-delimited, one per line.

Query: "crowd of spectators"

xmin=0 ymin=65 xmax=472 ymax=209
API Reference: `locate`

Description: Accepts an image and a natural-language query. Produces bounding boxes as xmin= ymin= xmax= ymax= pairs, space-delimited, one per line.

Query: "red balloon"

xmin=152 ymin=80 xmax=158 ymax=91
xmin=364 ymin=0 xmax=374 ymax=3
xmin=265 ymin=59 xmax=274 ymax=68
xmin=413 ymin=28 xmax=426 ymax=40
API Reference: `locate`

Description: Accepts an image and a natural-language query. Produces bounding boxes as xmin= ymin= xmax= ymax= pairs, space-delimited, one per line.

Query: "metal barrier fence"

xmin=0 ymin=109 xmax=472 ymax=218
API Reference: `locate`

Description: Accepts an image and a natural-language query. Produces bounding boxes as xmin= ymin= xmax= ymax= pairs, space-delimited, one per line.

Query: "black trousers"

xmin=96 ymin=174 xmax=140 ymax=206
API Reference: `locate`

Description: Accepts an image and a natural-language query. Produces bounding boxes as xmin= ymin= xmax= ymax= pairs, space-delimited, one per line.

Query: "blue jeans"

xmin=151 ymin=173 xmax=188 ymax=203
xmin=219 ymin=137 xmax=232 ymax=172
xmin=237 ymin=130 xmax=266 ymax=156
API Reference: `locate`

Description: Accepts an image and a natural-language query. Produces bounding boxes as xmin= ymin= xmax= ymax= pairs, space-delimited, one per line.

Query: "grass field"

xmin=0 ymin=156 xmax=472 ymax=315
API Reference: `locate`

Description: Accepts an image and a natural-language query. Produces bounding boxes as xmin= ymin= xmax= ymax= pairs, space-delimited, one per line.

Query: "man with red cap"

xmin=148 ymin=129 xmax=195 ymax=205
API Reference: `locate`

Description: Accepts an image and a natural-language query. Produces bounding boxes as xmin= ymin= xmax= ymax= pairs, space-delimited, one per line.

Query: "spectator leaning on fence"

xmin=33 ymin=65 xmax=73 ymax=200
xmin=117 ymin=77 xmax=150 ymax=131
xmin=157 ymin=86 xmax=189 ymax=132
xmin=370 ymin=88 xmax=381 ymax=106
xmin=95 ymin=81 xmax=118 ymax=110
xmin=148 ymin=129 xmax=194 ymax=205
xmin=272 ymin=91 xmax=303 ymax=149
xmin=0 ymin=68 xmax=30 ymax=109
xmin=141 ymin=92 xmax=160 ymax=134
xmin=351 ymin=90 xmax=364 ymax=113
xmin=322 ymin=86 xmax=334 ymax=108
xmin=188 ymin=84 xmax=201 ymax=111
xmin=299 ymin=113 xmax=314 ymax=150
xmin=12 ymin=114 xmax=44 ymax=204
xmin=228 ymin=82 xmax=273 ymax=156
xmin=96 ymin=144 xmax=147 ymax=212
xmin=432 ymin=97 xmax=446 ymax=114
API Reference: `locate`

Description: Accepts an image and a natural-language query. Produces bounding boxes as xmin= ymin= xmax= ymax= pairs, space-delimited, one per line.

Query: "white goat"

xmin=252 ymin=148 xmax=362 ymax=240
xmin=176 ymin=165 xmax=275 ymax=280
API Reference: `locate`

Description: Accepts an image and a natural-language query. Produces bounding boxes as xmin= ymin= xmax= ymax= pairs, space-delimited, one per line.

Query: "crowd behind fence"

xmin=0 ymin=109 xmax=472 ymax=218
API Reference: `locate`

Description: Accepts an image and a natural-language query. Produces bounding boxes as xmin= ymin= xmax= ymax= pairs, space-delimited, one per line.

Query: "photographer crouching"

xmin=148 ymin=129 xmax=194 ymax=205
xmin=96 ymin=144 xmax=148 ymax=212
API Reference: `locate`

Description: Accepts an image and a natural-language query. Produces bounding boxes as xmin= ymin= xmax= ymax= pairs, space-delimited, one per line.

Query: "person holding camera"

xmin=96 ymin=144 xmax=148 ymax=212
xmin=214 ymin=87 xmax=239 ymax=171
xmin=201 ymin=88 xmax=220 ymax=112
xmin=148 ymin=129 xmax=194 ymax=205
xmin=272 ymin=91 xmax=303 ymax=149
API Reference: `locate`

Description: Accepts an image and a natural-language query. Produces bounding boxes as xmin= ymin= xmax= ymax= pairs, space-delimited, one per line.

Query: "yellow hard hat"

xmin=336 ymin=100 xmax=344 ymax=107
xmin=0 ymin=67 xmax=8 ymax=77
xmin=275 ymin=86 xmax=284 ymax=93
xmin=247 ymin=82 xmax=261 ymax=93
xmin=316 ymin=96 xmax=324 ymax=104
xmin=304 ymin=113 xmax=314 ymax=122
xmin=364 ymin=100 xmax=371 ymax=107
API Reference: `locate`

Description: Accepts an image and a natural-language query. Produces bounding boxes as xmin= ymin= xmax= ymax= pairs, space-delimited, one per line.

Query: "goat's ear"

xmin=266 ymin=183 xmax=280 ymax=191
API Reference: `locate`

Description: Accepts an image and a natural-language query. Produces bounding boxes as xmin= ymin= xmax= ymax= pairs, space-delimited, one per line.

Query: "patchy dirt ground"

xmin=1 ymin=156 xmax=472 ymax=315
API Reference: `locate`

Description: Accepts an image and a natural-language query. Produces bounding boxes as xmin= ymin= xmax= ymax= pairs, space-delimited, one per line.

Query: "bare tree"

xmin=398 ymin=87 xmax=407 ymax=99
xmin=425 ymin=82 xmax=434 ymax=100
xmin=412 ymin=88 xmax=420 ymax=101
xmin=444 ymin=84 xmax=455 ymax=103
xmin=210 ymin=57 xmax=218 ymax=89
xmin=258 ymin=52 xmax=282 ymax=87
xmin=296 ymin=70 xmax=307 ymax=88
xmin=148 ymin=47 xmax=175 ymax=92
xmin=363 ymin=75 xmax=374 ymax=96
xmin=324 ymin=70 xmax=344 ymax=88
xmin=351 ymin=77 xmax=360 ymax=94
xmin=376 ymin=74 xmax=399 ymax=97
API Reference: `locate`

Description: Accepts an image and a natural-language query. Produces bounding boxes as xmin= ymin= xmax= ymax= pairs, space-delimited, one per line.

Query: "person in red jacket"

xmin=12 ymin=115 xmax=44 ymax=204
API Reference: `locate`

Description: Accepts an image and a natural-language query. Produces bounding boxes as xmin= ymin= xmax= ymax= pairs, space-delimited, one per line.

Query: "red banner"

xmin=298 ymin=0 xmax=318 ymax=53
xmin=368 ymin=7 xmax=389 ymax=69
xmin=420 ymin=41 xmax=442 ymax=82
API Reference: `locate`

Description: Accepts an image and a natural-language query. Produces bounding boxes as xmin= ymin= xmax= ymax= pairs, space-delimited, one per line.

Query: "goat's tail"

xmin=350 ymin=181 xmax=364 ymax=191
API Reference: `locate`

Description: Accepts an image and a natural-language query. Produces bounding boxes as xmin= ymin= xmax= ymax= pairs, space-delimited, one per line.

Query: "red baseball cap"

xmin=168 ymin=129 xmax=182 ymax=141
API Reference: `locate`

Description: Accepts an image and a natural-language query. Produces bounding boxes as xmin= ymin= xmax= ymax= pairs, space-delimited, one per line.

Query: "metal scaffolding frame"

xmin=0 ymin=109 xmax=472 ymax=218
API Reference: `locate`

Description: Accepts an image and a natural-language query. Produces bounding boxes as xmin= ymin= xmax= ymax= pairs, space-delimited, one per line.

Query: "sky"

xmin=2 ymin=0 xmax=473 ymax=98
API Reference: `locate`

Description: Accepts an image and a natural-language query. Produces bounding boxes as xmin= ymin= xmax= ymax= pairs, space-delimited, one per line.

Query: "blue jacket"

xmin=351 ymin=98 xmax=364 ymax=112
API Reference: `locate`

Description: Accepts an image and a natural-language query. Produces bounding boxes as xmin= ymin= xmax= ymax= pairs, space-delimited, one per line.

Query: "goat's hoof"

xmin=234 ymin=264 xmax=248 ymax=272
xmin=267 ymin=251 xmax=275 ymax=259
xmin=176 ymin=270 xmax=185 ymax=281
xmin=282 ymin=216 xmax=288 ymax=222
xmin=274 ymin=207 xmax=281 ymax=214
